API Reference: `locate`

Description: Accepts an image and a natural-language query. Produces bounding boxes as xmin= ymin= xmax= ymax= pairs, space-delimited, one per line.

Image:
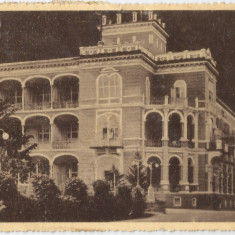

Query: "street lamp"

xmin=0 ymin=128 xmax=9 ymax=171
xmin=146 ymin=162 xmax=159 ymax=203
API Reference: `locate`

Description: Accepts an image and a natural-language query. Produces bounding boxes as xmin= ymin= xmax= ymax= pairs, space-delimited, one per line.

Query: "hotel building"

xmin=0 ymin=11 xmax=234 ymax=209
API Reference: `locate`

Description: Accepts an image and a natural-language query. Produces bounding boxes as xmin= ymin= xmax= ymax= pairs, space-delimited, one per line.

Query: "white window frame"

xmin=173 ymin=197 xmax=182 ymax=207
xmin=97 ymin=73 xmax=122 ymax=104
xmin=192 ymin=198 xmax=197 ymax=207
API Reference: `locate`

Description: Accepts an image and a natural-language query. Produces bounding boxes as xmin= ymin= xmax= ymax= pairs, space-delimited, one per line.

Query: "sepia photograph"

xmin=0 ymin=9 xmax=234 ymax=225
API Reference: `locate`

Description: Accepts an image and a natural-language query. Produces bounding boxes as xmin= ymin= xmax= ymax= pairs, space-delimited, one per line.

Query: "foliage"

xmin=0 ymin=171 xmax=18 ymax=201
xmin=115 ymin=184 xmax=133 ymax=220
xmin=0 ymin=100 xmax=37 ymax=181
xmin=62 ymin=177 xmax=89 ymax=221
xmin=31 ymin=175 xmax=61 ymax=221
xmin=125 ymin=152 xmax=148 ymax=191
xmin=131 ymin=187 xmax=146 ymax=218
xmin=64 ymin=177 xmax=88 ymax=202
xmin=92 ymin=180 xmax=116 ymax=221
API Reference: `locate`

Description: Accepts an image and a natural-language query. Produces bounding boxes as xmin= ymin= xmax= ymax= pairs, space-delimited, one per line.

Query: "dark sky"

xmin=0 ymin=11 xmax=234 ymax=111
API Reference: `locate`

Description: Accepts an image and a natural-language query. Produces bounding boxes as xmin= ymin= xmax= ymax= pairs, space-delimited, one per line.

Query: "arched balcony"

xmin=24 ymin=116 xmax=51 ymax=150
xmin=53 ymin=76 xmax=79 ymax=109
xmin=0 ymin=80 xmax=22 ymax=109
xmin=53 ymin=155 xmax=78 ymax=191
xmin=24 ymin=78 xmax=51 ymax=110
xmin=169 ymin=157 xmax=181 ymax=192
xmin=145 ymin=113 xmax=162 ymax=147
xmin=52 ymin=114 xmax=79 ymax=149
xmin=168 ymin=113 xmax=182 ymax=147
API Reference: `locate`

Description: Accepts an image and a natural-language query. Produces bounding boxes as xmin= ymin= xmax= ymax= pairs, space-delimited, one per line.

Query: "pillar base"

xmin=147 ymin=186 xmax=155 ymax=203
xmin=160 ymin=181 xmax=169 ymax=191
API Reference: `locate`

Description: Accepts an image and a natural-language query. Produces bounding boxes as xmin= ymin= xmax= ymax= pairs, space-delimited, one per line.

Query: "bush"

xmin=60 ymin=178 xmax=89 ymax=221
xmin=92 ymin=180 xmax=116 ymax=221
xmin=131 ymin=187 xmax=145 ymax=218
xmin=31 ymin=175 xmax=61 ymax=221
xmin=64 ymin=177 xmax=88 ymax=202
xmin=0 ymin=194 xmax=38 ymax=222
xmin=115 ymin=185 xmax=132 ymax=220
xmin=0 ymin=172 xmax=18 ymax=201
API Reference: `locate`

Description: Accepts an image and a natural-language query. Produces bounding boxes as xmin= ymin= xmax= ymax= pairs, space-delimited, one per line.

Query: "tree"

xmin=0 ymin=100 xmax=36 ymax=181
xmin=125 ymin=151 xmax=148 ymax=191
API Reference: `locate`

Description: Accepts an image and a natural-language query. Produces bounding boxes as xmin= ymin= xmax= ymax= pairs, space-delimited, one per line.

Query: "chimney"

xmin=132 ymin=12 xmax=137 ymax=22
xmin=148 ymin=11 xmax=153 ymax=20
xmin=116 ymin=13 xmax=122 ymax=24
xmin=102 ymin=15 xmax=107 ymax=26
xmin=153 ymin=14 xmax=157 ymax=20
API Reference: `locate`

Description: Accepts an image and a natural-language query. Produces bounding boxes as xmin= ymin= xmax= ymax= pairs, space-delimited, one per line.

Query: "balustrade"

xmin=145 ymin=139 xmax=162 ymax=147
xmin=168 ymin=140 xmax=181 ymax=148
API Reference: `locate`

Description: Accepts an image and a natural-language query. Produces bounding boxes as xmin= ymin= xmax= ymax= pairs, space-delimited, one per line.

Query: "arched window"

xmin=173 ymin=80 xmax=187 ymax=98
xmin=98 ymin=73 xmax=121 ymax=103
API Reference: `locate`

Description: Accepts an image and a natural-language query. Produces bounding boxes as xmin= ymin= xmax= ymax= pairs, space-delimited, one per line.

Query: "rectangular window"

xmin=176 ymin=87 xmax=181 ymax=98
xmin=103 ymin=128 xmax=107 ymax=139
xmin=38 ymin=125 xmax=50 ymax=143
xmin=67 ymin=123 xmax=78 ymax=140
xmin=173 ymin=197 xmax=182 ymax=207
xmin=149 ymin=34 xmax=153 ymax=44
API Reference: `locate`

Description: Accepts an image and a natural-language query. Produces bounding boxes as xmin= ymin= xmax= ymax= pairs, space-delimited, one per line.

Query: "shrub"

xmin=64 ymin=177 xmax=88 ymax=202
xmin=92 ymin=180 xmax=116 ymax=221
xmin=131 ymin=187 xmax=145 ymax=218
xmin=0 ymin=172 xmax=18 ymax=201
xmin=115 ymin=185 xmax=132 ymax=220
xmin=31 ymin=175 xmax=61 ymax=221
xmin=61 ymin=178 xmax=89 ymax=221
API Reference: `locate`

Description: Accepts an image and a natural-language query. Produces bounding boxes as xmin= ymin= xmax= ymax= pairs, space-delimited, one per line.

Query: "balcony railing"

xmin=170 ymin=97 xmax=187 ymax=107
xmin=149 ymin=97 xmax=165 ymax=105
xmin=24 ymin=102 xmax=51 ymax=110
xmin=145 ymin=139 xmax=162 ymax=147
xmin=168 ymin=140 xmax=181 ymax=148
xmin=52 ymin=140 xmax=78 ymax=149
xmin=188 ymin=141 xmax=195 ymax=148
xmin=53 ymin=101 xmax=78 ymax=109
xmin=90 ymin=138 xmax=123 ymax=148
xmin=170 ymin=185 xmax=180 ymax=192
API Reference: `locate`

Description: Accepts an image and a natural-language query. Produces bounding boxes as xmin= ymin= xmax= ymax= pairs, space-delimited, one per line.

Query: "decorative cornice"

xmin=0 ymin=57 xmax=80 ymax=73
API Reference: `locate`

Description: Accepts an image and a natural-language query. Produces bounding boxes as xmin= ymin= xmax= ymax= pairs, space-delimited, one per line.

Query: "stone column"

xmin=21 ymin=124 xmax=25 ymax=135
xmin=50 ymin=164 xmax=53 ymax=178
xmin=208 ymin=165 xmax=213 ymax=192
xmin=232 ymin=166 xmax=234 ymax=195
xmin=50 ymin=122 xmax=54 ymax=145
xmin=160 ymin=148 xmax=169 ymax=191
xmin=22 ymin=85 xmax=25 ymax=110
xmin=180 ymin=153 xmax=189 ymax=191
xmin=50 ymin=84 xmax=53 ymax=109
xmin=194 ymin=112 xmax=199 ymax=148
xmin=162 ymin=109 xmax=169 ymax=146
xmin=194 ymin=155 xmax=199 ymax=186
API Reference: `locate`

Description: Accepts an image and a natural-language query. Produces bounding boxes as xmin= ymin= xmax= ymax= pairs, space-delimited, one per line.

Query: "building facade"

xmin=0 ymin=11 xmax=235 ymax=209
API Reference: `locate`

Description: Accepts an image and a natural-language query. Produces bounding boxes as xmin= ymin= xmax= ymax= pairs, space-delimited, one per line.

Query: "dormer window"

xmin=173 ymin=80 xmax=187 ymax=98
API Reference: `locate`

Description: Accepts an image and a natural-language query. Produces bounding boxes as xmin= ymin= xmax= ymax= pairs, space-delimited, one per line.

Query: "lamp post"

xmin=146 ymin=162 xmax=159 ymax=203
xmin=0 ymin=128 xmax=9 ymax=171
